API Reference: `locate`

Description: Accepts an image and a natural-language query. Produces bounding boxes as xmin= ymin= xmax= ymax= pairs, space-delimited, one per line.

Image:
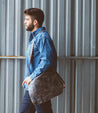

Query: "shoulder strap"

xmin=28 ymin=31 xmax=45 ymax=76
xmin=28 ymin=38 xmax=35 ymax=76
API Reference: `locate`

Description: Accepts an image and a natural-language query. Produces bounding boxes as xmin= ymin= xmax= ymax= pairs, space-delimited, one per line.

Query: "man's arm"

xmin=30 ymin=36 xmax=54 ymax=80
xmin=22 ymin=35 xmax=55 ymax=86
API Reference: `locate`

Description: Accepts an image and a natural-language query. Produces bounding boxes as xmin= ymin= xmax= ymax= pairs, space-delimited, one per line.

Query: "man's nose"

xmin=24 ymin=20 xmax=26 ymax=24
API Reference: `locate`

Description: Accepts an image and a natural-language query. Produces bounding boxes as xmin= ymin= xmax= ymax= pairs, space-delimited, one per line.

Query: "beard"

xmin=26 ymin=23 xmax=34 ymax=31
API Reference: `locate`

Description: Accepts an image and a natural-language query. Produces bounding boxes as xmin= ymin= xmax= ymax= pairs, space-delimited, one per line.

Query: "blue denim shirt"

xmin=23 ymin=27 xmax=57 ymax=90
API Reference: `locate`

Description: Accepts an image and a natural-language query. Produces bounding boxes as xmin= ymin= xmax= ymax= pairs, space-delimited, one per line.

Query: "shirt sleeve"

xmin=24 ymin=58 xmax=29 ymax=79
xmin=29 ymin=36 xmax=54 ymax=80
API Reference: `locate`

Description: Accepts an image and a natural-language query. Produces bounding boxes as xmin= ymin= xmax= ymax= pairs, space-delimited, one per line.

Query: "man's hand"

xmin=22 ymin=77 xmax=32 ymax=86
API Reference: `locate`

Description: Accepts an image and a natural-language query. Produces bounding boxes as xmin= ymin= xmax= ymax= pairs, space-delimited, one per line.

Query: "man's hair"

xmin=24 ymin=8 xmax=44 ymax=27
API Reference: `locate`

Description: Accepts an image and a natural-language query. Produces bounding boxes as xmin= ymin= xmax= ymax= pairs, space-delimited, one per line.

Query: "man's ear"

xmin=33 ymin=19 xmax=38 ymax=26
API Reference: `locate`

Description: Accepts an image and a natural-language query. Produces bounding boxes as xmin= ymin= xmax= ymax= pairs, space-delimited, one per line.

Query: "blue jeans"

xmin=20 ymin=91 xmax=53 ymax=113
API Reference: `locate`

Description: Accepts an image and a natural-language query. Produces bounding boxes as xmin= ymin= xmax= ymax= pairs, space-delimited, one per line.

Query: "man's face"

xmin=24 ymin=15 xmax=34 ymax=31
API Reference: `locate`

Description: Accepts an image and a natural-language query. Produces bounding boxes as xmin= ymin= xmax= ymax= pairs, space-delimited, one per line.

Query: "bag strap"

xmin=27 ymin=38 xmax=35 ymax=76
xmin=28 ymin=31 xmax=45 ymax=76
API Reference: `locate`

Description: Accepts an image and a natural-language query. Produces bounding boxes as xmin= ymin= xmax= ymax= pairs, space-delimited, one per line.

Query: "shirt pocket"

xmin=33 ymin=44 xmax=39 ymax=57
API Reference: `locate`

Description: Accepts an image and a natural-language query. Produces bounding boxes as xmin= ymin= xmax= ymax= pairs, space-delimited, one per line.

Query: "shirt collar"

xmin=29 ymin=27 xmax=46 ymax=42
xmin=32 ymin=27 xmax=46 ymax=37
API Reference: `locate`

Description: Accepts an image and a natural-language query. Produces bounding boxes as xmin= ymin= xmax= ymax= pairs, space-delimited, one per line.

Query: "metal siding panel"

xmin=75 ymin=60 xmax=95 ymax=113
xmin=0 ymin=0 xmax=97 ymax=113
xmin=89 ymin=0 xmax=96 ymax=107
xmin=5 ymin=0 xmax=15 ymax=113
xmin=89 ymin=61 xmax=96 ymax=113
xmin=75 ymin=61 xmax=83 ymax=113
xmin=75 ymin=0 xmax=96 ymax=113
xmin=50 ymin=0 xmax=57 ymax=49
xmin=82 ymin=61 xmax=91 ymax=113
xmin=65 ymin=0 xmax=71 ymax=56
xmin=25 ymin=0 xmax=32 ymax=8
xmin=90 ymin=0 xmax=96 ymax=56
xmin=6 ymin=0 xmax=14 ymax=56
xmin=96 ymin=61 xmax=98 ymax=113
xmin=14 ymin=60 xmax=20 ymax=113
xmin=82 ymin=0 xmax=90 ymax=56
xmin=49 ymin=1 xmax=58 ymax=112
xmin=0 ymin=60 xmax=6 ymax=113
xmin=1 ymin=0 xmax=6 ymax=56
xmin=58 ymin=59 xmax=66 ymax=113
xmin=57 ymin=0 xmax=65 ymax=56
xmin=0 ymin=0 xmax=6 ymax=113
xmin=75 ymin=0 xmax=82 ymax=56
xmin=32 ymin=0 xmax=40 ymax=8
xmin=14 ymin=0 xmax=22 ymax=113
xmin=5 ymin=60 xmax=14 ymax=113
xmin=40 ymin=0 xmax=47 ymax=27
xmin=24 ymin=0 xmax=32 ymax=53
xmin=53 ymin=59 xmax=72 ymax=113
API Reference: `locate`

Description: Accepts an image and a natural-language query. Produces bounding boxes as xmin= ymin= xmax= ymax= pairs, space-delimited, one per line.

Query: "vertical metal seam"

xmin=57 ymin=0 xmax=60 ymax=56
xmin=75 ymin=0 xmax=79 ymax=56
xmin=5 ymin=0 xmax=9 ymax=112
xmin=82 ymin=0 xmax=85 ymax=56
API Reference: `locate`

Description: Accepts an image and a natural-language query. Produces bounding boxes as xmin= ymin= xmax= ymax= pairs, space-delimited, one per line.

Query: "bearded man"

xmin=20 ymin=8 xmax=57 ymax=113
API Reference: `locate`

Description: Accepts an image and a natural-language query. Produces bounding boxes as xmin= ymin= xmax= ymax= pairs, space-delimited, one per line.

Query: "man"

xmin=20 ymin=8 xmax=57 ymax=113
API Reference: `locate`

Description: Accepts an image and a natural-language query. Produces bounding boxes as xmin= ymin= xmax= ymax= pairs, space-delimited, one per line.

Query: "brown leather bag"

xmin=28 ymin=34 xmax=65 ymax=105
xmin=28 ymin=67 xmax=65 ymax=105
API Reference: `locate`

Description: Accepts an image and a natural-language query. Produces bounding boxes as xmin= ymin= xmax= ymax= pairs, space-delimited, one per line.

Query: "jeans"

xmin=20 ymin=91 xmax=53 ymax=113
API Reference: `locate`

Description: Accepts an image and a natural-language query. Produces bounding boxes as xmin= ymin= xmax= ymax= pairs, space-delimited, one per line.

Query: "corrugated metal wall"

xmin=0 ymin=0 xmax=97 ymax=113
